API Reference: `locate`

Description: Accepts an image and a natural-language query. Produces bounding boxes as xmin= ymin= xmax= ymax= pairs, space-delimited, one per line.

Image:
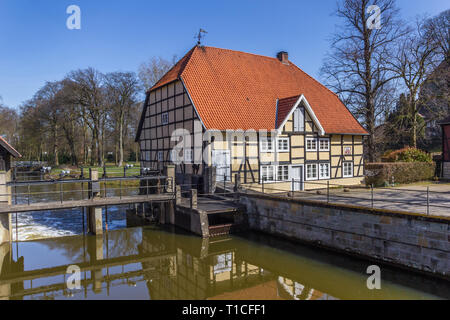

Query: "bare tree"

xmin=321 ymin=0 xmax=408 ymax=161
xmin=388 ymin=17 xmax=442 ymax=147
xmin=105 ymin=72 xmax=139 ymax=167
xmin=418 ymin=10 xmax=450 ymax=125
xmin=138 ymin=56 xmax=176 ymax=91
xmin=68 ymin=68 xmax=106 ymax=166
xmin=34 ymin=81 xmax=65 ymax=166
xmin=0 ymin=102 xmax=19 ymax=145
xmin=424 ymin=9 xmax=450 ymax=61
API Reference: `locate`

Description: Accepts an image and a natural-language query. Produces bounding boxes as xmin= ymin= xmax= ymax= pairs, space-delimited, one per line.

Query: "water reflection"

xmin=0 ymin=227 xmax=448 ymax=300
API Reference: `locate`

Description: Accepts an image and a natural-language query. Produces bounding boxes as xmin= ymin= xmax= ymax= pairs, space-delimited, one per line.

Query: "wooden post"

xmin=0 ymin=172 xmax=12 ymax=245
xmin=87 ymin=170 xmax=103 ymax=235
xmin=165 ymin=165 xmax=175 ymax=193
xmin=175 ymin=185 xmax=182 ymax=206
xmin=234 ymin=174 xmax=241 ymax=192
xmin=190 ymin=189 xmax=197 ymax=210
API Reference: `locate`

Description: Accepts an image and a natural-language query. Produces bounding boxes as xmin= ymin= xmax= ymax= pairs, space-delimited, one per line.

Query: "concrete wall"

xmin=240 ymin=193 xmax=449 ymax=279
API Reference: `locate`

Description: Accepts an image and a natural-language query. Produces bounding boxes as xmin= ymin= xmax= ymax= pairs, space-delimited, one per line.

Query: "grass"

xmin=49 ymin=162 xmax=141 ymax=177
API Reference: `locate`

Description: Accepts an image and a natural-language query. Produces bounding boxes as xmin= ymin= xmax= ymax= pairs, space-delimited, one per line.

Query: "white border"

xmin=306 ymin=138 xmax=318 ymax=152
xmin=319 ymin=163 xmax=331 ymax=180
xmin=305 ymin=163 xmax=318 ymax=181
xmin=343 ymin=161 xmax=353 ymax=178
xmin=276 ymin=137 xmax=290 ymax=152
xmin=319 ymin=138 xmax=330 ymax=151
xmin=277 ymin=95 xmax=325 ymax=136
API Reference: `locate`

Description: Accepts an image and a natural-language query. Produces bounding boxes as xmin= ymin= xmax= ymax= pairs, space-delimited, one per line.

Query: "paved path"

xmin=291 ymin=183 xmax=450 ymax=217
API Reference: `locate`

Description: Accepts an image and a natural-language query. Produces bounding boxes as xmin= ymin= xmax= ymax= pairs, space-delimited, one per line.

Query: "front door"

xmin=291 ymin=165 xmax=303 ymax=191
xmin=212 ymin=150 xmax=231 ymax=182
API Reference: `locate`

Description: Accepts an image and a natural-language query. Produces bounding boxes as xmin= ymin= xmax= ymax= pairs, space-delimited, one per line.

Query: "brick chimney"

xmin=277 ymin=51 xmax=289 ymax=64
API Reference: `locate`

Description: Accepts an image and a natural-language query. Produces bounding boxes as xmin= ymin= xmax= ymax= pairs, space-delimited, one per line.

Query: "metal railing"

xmin=240 ymin=179 xmax=449 ymax=216
xmin=0 ymin=176 xmax=174 ymax=206
xmin=11 ymin=165 xmax=149 ymax=182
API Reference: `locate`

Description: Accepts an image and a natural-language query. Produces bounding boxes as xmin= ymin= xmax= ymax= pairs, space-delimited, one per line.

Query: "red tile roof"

xmin=150 ymin=46 xmax=368 ymax=135
xmin=0 ymin=136 xmax=21 ymax=158
xmin=276 ymin=95 xmax=301 ymax=128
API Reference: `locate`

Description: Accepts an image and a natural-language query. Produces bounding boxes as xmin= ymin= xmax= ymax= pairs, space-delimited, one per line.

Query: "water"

xmin=11 ymin=173 xmax=139 ymax=240
xmin=1 ymin=173 xmax=448 ymax=300
xmin=0 ymin=227 xmax=449 ymax=300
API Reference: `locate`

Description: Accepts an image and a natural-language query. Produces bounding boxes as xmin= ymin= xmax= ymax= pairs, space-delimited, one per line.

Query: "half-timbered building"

xmin=136 ymin=46 xmax=368 ymax=191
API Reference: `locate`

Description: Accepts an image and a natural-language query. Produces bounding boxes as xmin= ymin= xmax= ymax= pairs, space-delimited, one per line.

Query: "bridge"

xmin=0 ymin=165 xmax=246 ymax=244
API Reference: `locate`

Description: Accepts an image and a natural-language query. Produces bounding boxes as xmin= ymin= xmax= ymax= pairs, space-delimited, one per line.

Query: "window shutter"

xmin=293 ymin=109 xmax=299 ymax=131
xmin=298 ymin=107 xmax=305 ymax=131
xmin=293 ymin=108 xmax=305 ymax=132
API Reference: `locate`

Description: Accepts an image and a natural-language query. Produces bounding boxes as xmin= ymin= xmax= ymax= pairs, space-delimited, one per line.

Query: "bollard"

xmin=223 ymin=175 xmax=227 ymax=195
xmin=427 ymin=186 xmax=430 ymax=215
xmin=327 ymin=181 xmax=330 ymax=203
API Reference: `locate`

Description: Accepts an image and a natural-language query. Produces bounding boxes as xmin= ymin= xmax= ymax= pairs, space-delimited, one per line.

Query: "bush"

xmin=382 ymin=147 xmax=432 ymax=163
xmin=365 ymin=162 xmax=436 ymax=187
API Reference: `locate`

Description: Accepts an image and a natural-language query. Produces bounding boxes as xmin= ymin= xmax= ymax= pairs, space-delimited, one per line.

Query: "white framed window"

xmin=157 ymin=151 xmax=164 ymax=162
xmin=306 ymin=164 xmax=318 ymax=180
xmin=319 ymin=138 xmax=330 ymax=151
xmin=277 ymin=165 xmax=290 ymax=181
xmin=161 ymin=112 xmax=169 ymax=125
xmin=319 ymin=163 xmax=330 ymax=179
xmin=261 ymin=165 xmax=275 ymax=182
xmin=306 ymin=138 xmax=317 ymax=151
xmin=343 ymin=162 xmax=353 ymax=177
xmin=277 ymin=138 xmax=290 ymax=152
xmin=260 ymin=138 xmax=274 ymax=153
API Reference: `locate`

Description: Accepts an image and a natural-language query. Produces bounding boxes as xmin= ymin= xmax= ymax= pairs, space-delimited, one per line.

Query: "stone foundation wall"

xmin=240 ymin=193 xmax=449 ymax=278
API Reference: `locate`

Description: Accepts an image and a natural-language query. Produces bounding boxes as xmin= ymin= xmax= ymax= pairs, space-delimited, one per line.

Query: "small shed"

xmin=439 ymin=117 xmax=450 ymax=178
xmin=0 ymin=136 xmax=21 ymax=172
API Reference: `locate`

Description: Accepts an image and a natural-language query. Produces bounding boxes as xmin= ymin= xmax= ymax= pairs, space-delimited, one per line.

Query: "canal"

xmin=1 ymin=175 xmax=448 ymax=300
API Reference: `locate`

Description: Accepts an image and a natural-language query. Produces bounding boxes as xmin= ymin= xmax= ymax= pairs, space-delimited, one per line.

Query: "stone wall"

xmin=443 ymin=162 xmax=450 ymax=179
xmin=240 ymin=193 xmax=449 ymax=279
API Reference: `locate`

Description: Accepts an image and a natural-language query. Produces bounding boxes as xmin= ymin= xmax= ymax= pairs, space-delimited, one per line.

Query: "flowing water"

xmin=0 ymin=173 xmax=448 ymax=300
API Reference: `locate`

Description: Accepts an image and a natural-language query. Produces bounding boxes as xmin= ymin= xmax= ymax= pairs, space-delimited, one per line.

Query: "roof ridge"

xmin=278 ymin=94 xmax=302 ymax=101
xmin=148 ymin=45 xmax=197 ymax=92
xmin=198 ymin=45 xmax=282 ymax=62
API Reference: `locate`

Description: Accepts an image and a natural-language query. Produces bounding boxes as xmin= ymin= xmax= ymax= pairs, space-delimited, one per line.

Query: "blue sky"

xmin=0 ymin=0 xmax=448 ymax=109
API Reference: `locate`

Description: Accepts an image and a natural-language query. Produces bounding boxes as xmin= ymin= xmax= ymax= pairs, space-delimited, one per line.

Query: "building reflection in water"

xmin=0 ymin=226 xmax=447 ymax=300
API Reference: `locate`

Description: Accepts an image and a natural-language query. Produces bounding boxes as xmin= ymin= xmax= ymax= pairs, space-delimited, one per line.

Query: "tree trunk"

xmin=118 ymin=111 xmax=124 ymax=167
xmin=53 ymin=124 xmax=59 ymax=166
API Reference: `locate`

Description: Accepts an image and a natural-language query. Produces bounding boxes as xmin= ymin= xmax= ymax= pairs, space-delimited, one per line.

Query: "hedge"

xmin=365 ymin=162 xmax=436 ymax=187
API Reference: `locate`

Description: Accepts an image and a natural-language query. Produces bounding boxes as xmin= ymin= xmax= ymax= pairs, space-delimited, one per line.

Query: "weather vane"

xmin=196 ymin=28 xmax=208 ymax=46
